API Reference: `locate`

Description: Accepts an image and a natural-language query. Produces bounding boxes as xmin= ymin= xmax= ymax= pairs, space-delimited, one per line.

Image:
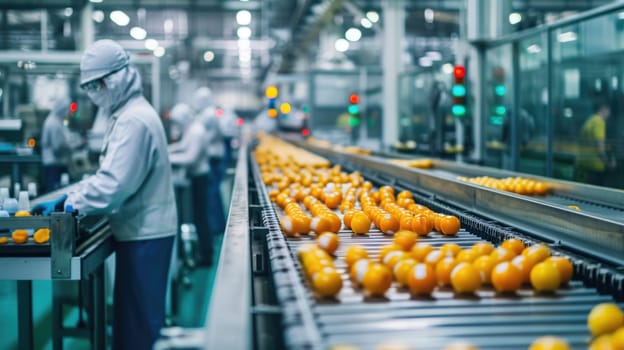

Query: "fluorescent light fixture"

xmin=424 ymin=8 xmax=434 ymax=23
xmin=361 ymin=18 xmax=372 ymax=28
xmin=558 ymin=31 xmax=577 ymax=43
xmin=419 ymin=56 xmax=432 ymax=67
xmin=334 ymin=38 xmax=349 ymax=52
xmin=89 ymin=0 xmax=103 ymax=3
xmin=526 ymin=44 xmax=541 ymax=53
xmin=442 ymin=63 xmax=454 ymax=74
xmin=130 ymin=26 xmax=147 ymax=40
xmin=203 ymin=51 xmax=215 ymax=62
xmin=509 ymin=12 xmax=522 ymax=25
xmin=237 ymin=26 xmax=252 ymax=39
xmin=164 ymin=19 xmax=173 ymax=33
xmin=236 ymin=10 xmax=251 ymax=25
xmin=345 ymin=27 xmax=362 ymax=42
xmin=64 ymin=7 xmax=73 ymax=17
xmin=145 ymin=38 xmax=159 ymax=50
xmin=153 ymin=46 xmax=165 ymax=57
xmin=92 ymin=10 xmax=104 ymax=23
xmin=426 ymin=51 xmax=442 ymax=60
xmin=366 ymin=11 xmax=379 ymax=23
xmin=239 ymin=54 xmax=251 ymax=63
xmin=238 ymin=39 xmax=251 ymax=49
xmin=110 ymin=10 xmax=130 ymax=26
xmin=618 ymin=11 xmax=624 ymax=19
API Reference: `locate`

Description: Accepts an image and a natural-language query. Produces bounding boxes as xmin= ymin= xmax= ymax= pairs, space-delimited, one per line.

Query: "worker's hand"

xmin=30 ymin=194 xmax=68 ymax=216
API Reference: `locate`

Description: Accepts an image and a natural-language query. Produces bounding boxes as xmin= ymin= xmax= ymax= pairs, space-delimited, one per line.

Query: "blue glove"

xmin=30 ymin=194 xmax=68 ymax=216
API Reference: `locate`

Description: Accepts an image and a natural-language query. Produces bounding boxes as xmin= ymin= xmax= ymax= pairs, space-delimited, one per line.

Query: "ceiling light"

xmin=92 ymin=10 xmax=104 ymax=23
xmin=145 ymin=38 xmax=159 ymax=50
xmin=164 ymin=19 xmax=173 ymax=33
xmin=526 ymin=44 xmax=541 ymax=53
xmin=618 ymin=12 xmax=624 ymax=19
xmin=110 ymin=10 xmax=130 ymax=26
xmin=239 ymin=52 xmax=251 ymax=62
xmin=419 ymin=56 xmax=432 ymax=67
xmin=130 ymin=26 xmax=147 ymax=40
xmin=236 ymin=10 xmax=251 ymax=26
xmin=366 ymin=11 xmax=379 ymax=23
xmin=424 ymin=8 xmax=434 ymax=23
xmin=426 ymin=51 xmax=442 ymax=60
xmin=89 ymin=0 xmax=102 ymax=3
xmin=509 ymin=12 xmax=522 ymax=25
xmin=153 ymin=46 xmax=165 ymax=57
xmin=203 ymin=51 xmax=215 ymax=62
xmin=334 ymin=38 xmax=349 ymax=52
xmin=237 ymin=26 xmax=252 ymax=39
xmin=442 ymin=63 xmax=454 ymax=74
xmin=64 ymin=7 xmax=73 ymax=17
xmin=345 ymin=27 xmax=362 ymax=42
xmin=238 ymin=39 xmax=251 ymax=49
xmin=558 ymin=31 xmax=577 ymax=43
xmin=361 ymin=18 xmax=372 ymax=28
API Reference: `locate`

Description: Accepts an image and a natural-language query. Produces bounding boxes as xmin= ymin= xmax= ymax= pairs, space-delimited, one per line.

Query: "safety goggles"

xmin=80 ymin=65 xmax=127 ymax=92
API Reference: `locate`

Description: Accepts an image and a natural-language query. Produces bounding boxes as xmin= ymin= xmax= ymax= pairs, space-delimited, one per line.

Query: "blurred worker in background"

xmin=192 ymin=87 xmax=226 ymax=236
xmin=41 ymin=96 xmax=72 ymax=192
xmin=253 ymin=109 xmax=277 ymax=134
xmin=32 ymin=39 xmax=177 ymax=350
xmin=575 ymin=102 xmax=613 ymax=186
xmin=167 ymin=103 xmax=213 ymax=265
xmin=218 ymin=107 xmax=240 ymax=175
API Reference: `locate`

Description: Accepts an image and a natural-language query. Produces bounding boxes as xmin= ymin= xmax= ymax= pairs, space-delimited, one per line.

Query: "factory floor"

xmin=0 ymin=175 xmax=232 ymax=350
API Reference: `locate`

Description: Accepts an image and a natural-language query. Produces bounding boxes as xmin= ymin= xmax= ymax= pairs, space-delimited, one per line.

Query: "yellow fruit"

xmin=383 ymin=250 xmax=408 ymax=270
xmin=15 ymin=210 xmax=31 ymax=217
xmin=280 ymin=215 xmax=297 ymax=237
xmin=490 ymin=247 xmax=517 ymax=263
xmin=0 ymin=237 xmax=8 ymax=244
xmin=424 ymin=250 xmax=444 ymax=266
xmin=523 ymin=244 xmax=551 ymax=265
xmin=450 ymin=262 xmax=482 ymax=293
xmin=350 ymin=258 xmax=371 ymax=286
xmin=530 ymin=261 xmax=560 ymax=292
xmin=350 ymin=212 xmax=371 ymax=235
xmin=545 ymin=256 xmax=573 ymax=284
xmin=456 ymin=249 xmax=479 ymax=263
xmin=472 ymin=242 xmax=495 ymax=256
xmin=511 ymin=254 xmax=534 ymax=284
xmin=33 ymin=228 xmax=51 ymax=244
xmin=435 ymin=257 xmax=458 ymax=287
xmin=393 ymin=230 xmax=417 ymax=251
xmin=472 ymin=255 xmax=497 ymax=284
xmin=379 ymin=244 xmax=402 ymax=263
xmin=393 ymin=258 xmax=417 ymax=287
xmin=317 ymin=232 xmax=339 ymax=255
xmin=312 ymin=267 xmax=342 ymax=298
xmin=410 ymin=243 xmax=434 ymax=262
xmin=407 ymin=263 xmax=437 ymax=295
xmin=440 ymin=243 xmax=462 ymax=257
xmin=377 ymin=214 xmax=400 ymax=234
xmin=612 ymin=327 xmax=624 ymax=350
xmin=439 ymin=215 xmax=461 ymax=236
xmin=500 ymin=238 xmax=526 ymax=255
xmin=310 ymin=216 xmax=334 ymax=234
xmin=362 ymin=263 xmax=392 ymax=296
xmin=528 ymin=336 xmax=570 ymax=350
xmin=345 ymin=245 xmax=368 ymax=267
xmin=442 ymin=342 xmax=480 ymax=350
xmin=587 ymin=303 xmax=624 ymax=337
xmin=589 ymin=334 xmax=614 ymax=350
xmin=12 ymin=230 xmax=28 ymax=244
xmin=491 ymin=261 xmax=522 ymax=293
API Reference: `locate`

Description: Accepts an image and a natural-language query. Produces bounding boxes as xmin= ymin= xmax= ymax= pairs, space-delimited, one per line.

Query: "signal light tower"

xmin=451 ymin=65 xmax=466 ymax=117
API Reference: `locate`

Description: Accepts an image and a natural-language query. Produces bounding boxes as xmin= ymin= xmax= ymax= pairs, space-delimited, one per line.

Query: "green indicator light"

xmin=452 ymin=104 xmax=466 ymax=116
xmin=348 ymin=116 xmax=360 ymax=126
xmin=494 ymin=84 xmax=506 ymax=96
xmin=302 ymin=104 xmax=309 ymax=113
xmin=489 ymin=116 xmax=504 ymax=125
xmin=494 ymin=105 xmax=506 ymax=115
xmin=452 ymin=84 xmax=466 ymax=97
xmin=348 ymin=104 xmax=359 ymax=115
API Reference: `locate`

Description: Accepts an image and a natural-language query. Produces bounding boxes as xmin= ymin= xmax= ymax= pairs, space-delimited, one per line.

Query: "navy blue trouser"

xmin=43 ymin=165 xmax=68 ymax=192
xmin=191 ymin=173 xmax=213 ymax=260
xmin=113 ymin=236 xmax=174 ymax=350
xmin=208 ymin=158 xmax=226 ymax=235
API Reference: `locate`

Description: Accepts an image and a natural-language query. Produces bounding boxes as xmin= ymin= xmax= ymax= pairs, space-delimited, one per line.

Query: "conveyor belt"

xmin=249 ymin=146 xmax=624 ymax=350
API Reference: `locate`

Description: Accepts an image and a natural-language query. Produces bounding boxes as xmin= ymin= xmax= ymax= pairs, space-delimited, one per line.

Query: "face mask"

xmin=87 ymin=89 xmax=110 ymax=109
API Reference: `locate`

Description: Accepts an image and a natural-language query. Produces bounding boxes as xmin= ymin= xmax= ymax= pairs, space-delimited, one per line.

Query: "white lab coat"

xmin=168 ymin=120 xmax=210 ymax=176
xmin=41 ymin=113 xmax=71 ymax=166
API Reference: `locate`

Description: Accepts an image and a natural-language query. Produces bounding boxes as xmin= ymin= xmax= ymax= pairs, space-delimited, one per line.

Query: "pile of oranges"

xmin=457 ymin=176 xmax=550 ymax=196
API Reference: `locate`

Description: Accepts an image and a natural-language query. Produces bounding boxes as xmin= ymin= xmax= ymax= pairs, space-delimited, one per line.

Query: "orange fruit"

xmin=612 ymin=327 xmax=624 ymax=350
xmin=350 ymin=258 xmax=371 ymax=285
xmin=12 ymin=230 xmax=28 ymax=244
xmin=383 ymin=250 xmax=408 ymax=270
xmin=424 ymin=250 xmax=444 ymax=266
xmin=511 ymin=254 xmax=534 ymax=284
xmin=435 ymin=257 xmax=458 ymax=287
xmin=310 ymin=215 xmax=334 ymax=234
xmin=305 ymin=257 xmax=333 ymax=276
xmin=399 ymin=215 xmax=415 ymax=231
xmin=292 ymin=215 xmax=311 ymax=234
xmin=0 ymin=237 xmax=8 ymax=244
xmin=33 ymin=228 xmax=50 ymax=244
xmin=440 ymin=243 xmax=462 ymax=257
xmin=473 ymin=255 xmax=497 ymax=284
xmin=15 ymin=210 xmax=30 ymax=217
xmin=490 ymin=246 xmax=517 ymax=263
xmin=324 ymin=192 xmax=341 ymax=209
xmin=472 ymin=242 xmax=495 ymax=256
xmin=545 ymin=256 xmax=573 ymax=284
xmin=528 ymin=336 xmax=570 ymax=350
xmin=589 ymin=335 xmax=614 ymax=350
xmin=345 ymin=245 xmax=369 ymax=266
xmin=530 ymin=261 xmax=560 ymax=292
xmin=522 ymin=244 xmax=551 ymax=265
xmin=312 ymin=267 xmax=343 ymax=298
xmin=343 ymin=209 xmax=358 ymax=229
xmin=350 ymin=212 xmax=371 ymax=235
xmin=501 ymin=238 xmax=526 ymax=255
xmin=410 ymin=243 xmax=434 ymax=261
xmin=407 ymin=263 xmax=437 ymax=295
xmin=450 ymin=262 xmax=482 ymax=293
xmin=442 ymin=342 xmax=480 ymax=350
xmin=362 ymin=263 xmax=392 ymax=296
xmin=410 ymin=214 xmax=432 ymax=236
xmin=587 ymin=303 xmax=624 ymax=337
xmin=317 ymin=232 xmax=339 ymax=255
xmin=439 ymin=215 xmax=461 ymax=236
xmin=324 ymin=212 xmax=342 ymax=233
xmin=491 ymin=261 xmax=522 ymax=292
xmin=377 ymin=214 xmax=400 ymax=234
xmin=393 ymin=258 xmax=417 ymax=287
xmin=396 ymin=190 xmax=412 ymax=200
xmin=379 ymin=244 xmax=403 ymax=263
xmin=456 ymin=249 xmax=479 ymax=263
xmin=393 ymin=230 xmax=418 ymax=251
xmin=280 ymin=215 xmax=297 ymax=236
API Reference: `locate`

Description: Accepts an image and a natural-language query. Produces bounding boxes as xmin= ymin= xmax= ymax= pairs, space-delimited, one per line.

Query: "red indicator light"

xmin=301 ymin=128 xmax=310 ymax=137
xmin=69 ymin=102 xmax=78 ymax=113
xmin=349 ymin=93 xmax=359 ymax=104
xmin=236 ymin=117 xmax=244 ymax=126
xmin=216 ymin=108 xmax=223 ymax=117
xmin=453 ymin=66 xmax=465 ymax=79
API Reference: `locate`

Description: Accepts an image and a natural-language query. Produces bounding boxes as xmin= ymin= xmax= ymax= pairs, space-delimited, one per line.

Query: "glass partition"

xmin=483 ymin=4 xmax=624 ymax=189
